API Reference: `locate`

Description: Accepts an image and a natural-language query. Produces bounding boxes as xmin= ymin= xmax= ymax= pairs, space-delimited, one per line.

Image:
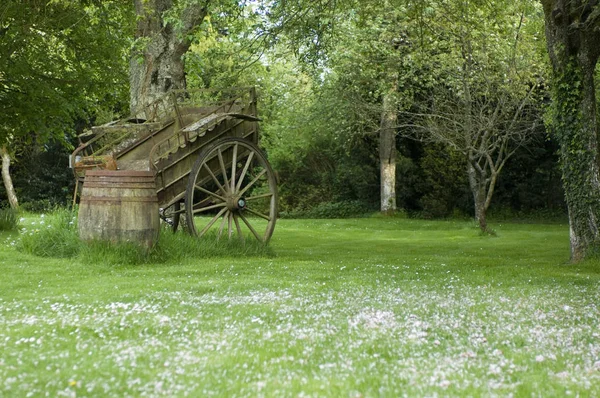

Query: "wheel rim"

xmin=186 ymin=138 xmax=278 ymax=243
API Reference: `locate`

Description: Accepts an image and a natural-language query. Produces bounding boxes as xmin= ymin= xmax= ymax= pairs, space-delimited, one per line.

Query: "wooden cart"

xmin=71 ymin=87 xmax=278 ymax=243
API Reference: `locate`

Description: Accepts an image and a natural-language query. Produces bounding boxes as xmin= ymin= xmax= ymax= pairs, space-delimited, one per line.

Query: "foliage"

xmin=0 ymin=207 xmax=19 ymax=231
xmin=419 ymin=143 xmax=469 ymax=218
xmin=399 ymin=0 xmax=547 ymax=233
xmin=0 ymin=0 xmax=568 ymax=221
xmin=250 ymin=0 xmax=556 ymax=221
xmin=10 ymin=139 xmax=76 ymax=210
xmin=0 ymin=0 xmax=132 ymax=145
xmin=494 ymin=138 xmax=564 ymax=213
xmin=281 ymin=200 xmax=371 ymax=219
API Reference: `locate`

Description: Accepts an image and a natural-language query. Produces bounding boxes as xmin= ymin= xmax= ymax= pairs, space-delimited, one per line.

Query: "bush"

xmin=0 ymin=207 xmax=19 ymax=231
xmin=281 ymin=200 xmax=372 ymax=219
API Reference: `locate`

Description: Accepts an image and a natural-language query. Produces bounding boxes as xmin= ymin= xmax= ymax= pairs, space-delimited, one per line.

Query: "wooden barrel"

xmin=78 ymin=170 xmax=159 ymax=249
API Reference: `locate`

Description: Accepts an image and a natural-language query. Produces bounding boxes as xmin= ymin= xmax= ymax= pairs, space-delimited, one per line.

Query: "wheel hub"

xmin=226 ymin=195 xmax=246 ymax=211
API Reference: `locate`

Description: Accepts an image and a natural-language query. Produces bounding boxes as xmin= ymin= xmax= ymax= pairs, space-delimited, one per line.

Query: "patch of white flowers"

xmin=1 ymin=276 xmax=599 ymax=397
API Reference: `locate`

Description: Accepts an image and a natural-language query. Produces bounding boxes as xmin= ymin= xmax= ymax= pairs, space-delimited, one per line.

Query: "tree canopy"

xmin=0 ymin=0 xmax=132 ymax=144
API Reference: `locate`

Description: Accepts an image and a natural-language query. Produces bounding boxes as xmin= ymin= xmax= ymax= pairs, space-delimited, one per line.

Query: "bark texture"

xmin=467 ymin=162 xmax=487 ymax=233
xmin=130 ymin=0 xmax=209 ymax=113
xmin=379 ymin=90 xmax=397 ymax=213
xmin=0 ymin=146 xmax=18 ymax=209
xmin=541 ymin=0 xmax=600 ymax=261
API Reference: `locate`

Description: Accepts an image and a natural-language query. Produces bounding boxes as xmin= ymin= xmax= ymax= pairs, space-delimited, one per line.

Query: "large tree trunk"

xmin=379 ymin=87 xmax=398 ymax=213
xmin=0 ymin=146 xmax=18 ymax=209
xmin=541 ymin=0 xmax=600 ymax=261
xmin=130 ymin=0 xmax=209 ymax=113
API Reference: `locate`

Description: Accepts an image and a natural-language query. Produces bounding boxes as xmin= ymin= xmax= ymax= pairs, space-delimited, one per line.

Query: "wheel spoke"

xmin=217 ymin=211 xmax=227 ymax=240
xmin=235 ymin=152 xmax=255 ymax=192
xmin=230 ymin=143 xmax=238 ymax=192
xmin=198 ymin=207 xmax=228 ymax=237
xmin=203 ymin=162 xmax=228 ymax=195
xmin=217 ymin=148 xmax=229 ymax=189
xmin=193 ymin=202 xmax=226 ymax=214
xmin=233 ymin=213 xmax=244 ymax=243
xmin=244 ymin=206 xmax=271 ymax=221
xmin=194 ymin=184 xmax=226 ymax=202
xmin=238 ymin=169 xmax=267 ymax=197
xmin=169 ymin=207 xmax=187 ymax=215
xmin=228 ymin=211 xmax=233 ymax=239
xmin=246 ymin=192 xmax=273 ymax=201
xmin=239 ymin=212 xmax=263 ymax=242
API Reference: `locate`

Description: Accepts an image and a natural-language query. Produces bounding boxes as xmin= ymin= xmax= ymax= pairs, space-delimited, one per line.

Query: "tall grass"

xmin=79 ymin=228 xmax=273 ymax=265
xmin=15 ymin=209 xmax=273 ymax=264
xmin=16 ymin=208 xmax=79 ymax=257
xmin=0 ymin=207 xmax=19 ymax=231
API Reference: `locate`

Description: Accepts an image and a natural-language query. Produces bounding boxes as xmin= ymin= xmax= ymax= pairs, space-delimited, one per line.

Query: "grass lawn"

xmin=1 ymin=217 xmax=599 ymax=396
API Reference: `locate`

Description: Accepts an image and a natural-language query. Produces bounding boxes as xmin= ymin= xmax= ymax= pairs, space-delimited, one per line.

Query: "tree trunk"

xmin=467 ymin=161 xmax=490 ymax=234
xmin=0 ymin=146 xmax=18 ymax=209
xmin=541 ymin=0 xmax=600 ymax=261
xmin=379 ymin=88 xmax=398 ymax=213
xmin=130 ymin=0 xmax=209 ymax=113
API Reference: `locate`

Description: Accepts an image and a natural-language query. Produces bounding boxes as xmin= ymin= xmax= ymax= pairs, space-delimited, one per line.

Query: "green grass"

xmin=0 ymin=207 xmax=19 ymax=231
xmin=1 ymin=216 xmax=599 ymax=396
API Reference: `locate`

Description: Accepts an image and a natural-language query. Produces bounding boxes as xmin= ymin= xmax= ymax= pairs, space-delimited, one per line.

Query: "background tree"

xmin=0 ymin=0 xmax=132 ymax=208
xmin=402 ymin=0 xmax=545 ymax=233
xmin=541 ymin=0 xmax=600 ymax=261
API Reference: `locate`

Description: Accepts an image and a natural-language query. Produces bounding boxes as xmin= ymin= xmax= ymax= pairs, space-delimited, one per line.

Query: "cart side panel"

xmin=155 ymin=118 xmax=257 ymax=207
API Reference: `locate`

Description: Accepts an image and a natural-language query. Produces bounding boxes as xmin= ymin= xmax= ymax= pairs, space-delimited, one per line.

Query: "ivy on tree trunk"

xmin=541 ymin=0 xmax=600 ymax=262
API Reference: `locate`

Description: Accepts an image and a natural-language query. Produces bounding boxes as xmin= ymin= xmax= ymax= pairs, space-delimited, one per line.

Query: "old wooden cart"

xmin=71 ymin=87 xmax=278 ymax=243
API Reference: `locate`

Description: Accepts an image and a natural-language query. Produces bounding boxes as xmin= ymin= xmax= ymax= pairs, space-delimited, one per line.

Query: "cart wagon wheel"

xmin=185 ymin=137 xmax=278 ymax=243
xmin=160 ymin=201 xmax=182 ymax=232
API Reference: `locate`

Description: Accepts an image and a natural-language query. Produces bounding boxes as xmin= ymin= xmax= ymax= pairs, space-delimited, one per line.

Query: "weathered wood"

xmin=71 ymin=87 xmax=267 ymax=240
xmin=78 ymin=170 xmax=159 ymax=249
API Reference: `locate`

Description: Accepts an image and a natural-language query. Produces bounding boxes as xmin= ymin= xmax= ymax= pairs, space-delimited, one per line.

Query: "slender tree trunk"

xmin=541 ymin=0 xmax=600 ymax=261
xmin=130 ymin=0 xmax=209 ymax=113
xmin=379 ymin=85 xmax=398 ymax=213
xmin=467 ymin=160 xmax=489 ymax=233
xmin=0 ymin=146 xmax=18 ymax=209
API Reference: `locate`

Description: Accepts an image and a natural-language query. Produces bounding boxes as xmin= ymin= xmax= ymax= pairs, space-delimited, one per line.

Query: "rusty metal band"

xmin=84 ymin=170 xmax=155 ymax=177
xmin=83 ymin=177 xmax=156 ymax=183
xmin=80 ymin=196 xmax=158 ymax=203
